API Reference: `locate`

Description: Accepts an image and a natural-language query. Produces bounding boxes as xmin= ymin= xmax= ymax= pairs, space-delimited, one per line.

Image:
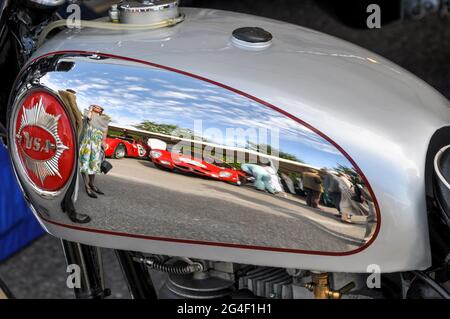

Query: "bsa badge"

xmin=14 ymin=91 xmax=75 ymax=192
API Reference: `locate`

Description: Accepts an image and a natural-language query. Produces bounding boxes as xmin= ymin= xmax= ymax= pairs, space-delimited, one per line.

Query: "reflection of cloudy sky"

xmin=41 ymin=59 xmax=352 ymax=169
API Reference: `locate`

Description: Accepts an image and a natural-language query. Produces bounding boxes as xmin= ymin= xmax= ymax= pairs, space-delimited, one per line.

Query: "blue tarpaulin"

xmin=0 ymin=142 xmax=44 ymax=261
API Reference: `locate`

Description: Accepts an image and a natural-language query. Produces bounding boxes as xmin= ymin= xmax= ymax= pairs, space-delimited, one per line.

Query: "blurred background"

xmin=0 ymin=0 xmax=449 ymax=298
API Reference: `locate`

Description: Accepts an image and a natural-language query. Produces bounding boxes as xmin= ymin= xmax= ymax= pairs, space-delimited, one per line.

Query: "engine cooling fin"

xmin=238 ymin=267 xmax=293 ymax=299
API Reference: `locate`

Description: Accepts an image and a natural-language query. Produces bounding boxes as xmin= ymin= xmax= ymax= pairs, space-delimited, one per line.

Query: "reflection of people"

xmin=59 ymin=89 xmax=83 ymax=136
xmin=280 ymin=173 xmax=295 ymax=194
xmin=302 ymin=170 xmax=323 ymax=208
xmin=59 ymin=89 xmax=91 ymax=224
xmin=80 ymin=105 xmax=110 ymax=198
xmin=295 ymin=176 xmax=305 ymax=195
xmin=241 ymin=163 xmax=277 ymax=194
xmin=336 ymin=173 xmax=354 ymax=221
xmin=336 ymin=173 xmax=369 ymax=222
xmin=263 ymin=163 xmax=283 ymax=193
xmin=323 ymin=170 xmax=342 ymax=215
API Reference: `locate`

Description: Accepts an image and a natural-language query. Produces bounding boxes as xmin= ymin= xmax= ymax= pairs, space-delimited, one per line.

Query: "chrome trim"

xmin=119 ymin=0 xmax=179 ymax=12
xmin=434 ymin=145 xmax=450 ymax=190
xmin=25 ymin=0 xmax=66 ymax=7
xmin=9 ymin=53 xmax=379 ymax=254
xmin=118 ymin=0 xmax=180 ymax=25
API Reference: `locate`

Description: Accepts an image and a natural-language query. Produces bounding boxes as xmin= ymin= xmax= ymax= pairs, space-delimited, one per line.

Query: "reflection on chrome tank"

xmin=9 ymin=53 xmax=379 ymax=253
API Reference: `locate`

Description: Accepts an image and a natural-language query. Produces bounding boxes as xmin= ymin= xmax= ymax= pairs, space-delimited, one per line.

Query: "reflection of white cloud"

xmin=152 ymin=90 xmax=198 ymax=100
xmin=163 ymin=84 xmax=217 ymax=94
xmin=88 ymin=78 xmax=111 ymax=85
xmin=127 ymin=86 xmax=151 ymax=92
xmin=124 ymin=76 xmax=141 ymax=81
xmin=75 ymin=83 xmax=109 ymax=91
xmin=150 ymin=78 xmax=170 ymax=85
xmin=109 ymin=114 xmax=141 ymax=126
xmin=43 ymin=59 xmax=350 ymax=168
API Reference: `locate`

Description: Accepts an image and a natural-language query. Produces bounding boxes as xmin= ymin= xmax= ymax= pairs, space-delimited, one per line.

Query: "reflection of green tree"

xmin=335 ymin=164 xmax=356 ymax=176
xmin=335 ymin=164 xmax=362 ymax=185
xmin=112 ymin=121 xmax=304 ymax=170
xmin=279 ymin=151 xmax=303 ymax=162
xmin=134 ymin=120 xmax=208 ymax=141
xmin=135 ymin=121 xmax=181 ymax=136
xmin=133 ymin=122 xmax=302 ymax=163
xmin=289 ymin=172 xmax=301 ymax=181
xmin=247 ymin=142 xmax=304 ymax=163
xmin=107 ymin=127 xmax=143 ymax=142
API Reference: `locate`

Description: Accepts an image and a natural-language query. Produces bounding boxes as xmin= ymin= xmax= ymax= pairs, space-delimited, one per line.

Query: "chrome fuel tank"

xmin=7 ymin=8 xmax=450 ymax=272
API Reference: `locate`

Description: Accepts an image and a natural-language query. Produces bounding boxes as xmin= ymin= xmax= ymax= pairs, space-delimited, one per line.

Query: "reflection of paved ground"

xmin=50 ymin=158 xmax=368 ymax=252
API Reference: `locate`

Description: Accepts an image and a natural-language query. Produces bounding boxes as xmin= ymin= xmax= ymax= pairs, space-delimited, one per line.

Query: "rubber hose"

xmin=37 ymin=14 xmax=185 ymax=47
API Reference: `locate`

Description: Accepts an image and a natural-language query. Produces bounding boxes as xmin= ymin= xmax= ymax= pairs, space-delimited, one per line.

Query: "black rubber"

xmin=114 ymin=144 xmax=126 ymax=159
xmin=232 ymin=27 xmax=272 ymax=43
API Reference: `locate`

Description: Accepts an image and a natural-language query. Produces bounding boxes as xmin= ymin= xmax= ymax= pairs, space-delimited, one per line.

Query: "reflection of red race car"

xmin=149 ymin=149 xmax=245 ymax=185
xmin=104 ymin=136 xmax=150 ymax=159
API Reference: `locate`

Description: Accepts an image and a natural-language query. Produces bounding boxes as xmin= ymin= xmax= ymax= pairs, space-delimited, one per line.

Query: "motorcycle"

xmin=0 ymin=0 xmax=449 ymax=299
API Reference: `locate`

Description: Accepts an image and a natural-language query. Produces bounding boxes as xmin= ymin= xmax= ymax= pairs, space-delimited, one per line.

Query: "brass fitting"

xmin=304 ymin=272 xmax=355 ymax=299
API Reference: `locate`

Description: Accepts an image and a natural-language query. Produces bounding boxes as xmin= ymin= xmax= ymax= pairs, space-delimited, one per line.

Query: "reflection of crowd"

xmin=240 ymin=162 xmax=376 ymax=225
xmin=98 ymin=128 xmax=376 ymax=229
xmin=301 ymin=169 xmax=376 ymax=224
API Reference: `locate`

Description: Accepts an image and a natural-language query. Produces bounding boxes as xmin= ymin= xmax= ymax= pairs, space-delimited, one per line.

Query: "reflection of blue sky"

xmin=41 ymin=59 xmax=352 ymax=169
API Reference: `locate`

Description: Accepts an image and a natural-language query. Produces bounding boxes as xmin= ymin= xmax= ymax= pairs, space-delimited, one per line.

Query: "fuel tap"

xmin=303 ymin=272 xmax=355 ymax=299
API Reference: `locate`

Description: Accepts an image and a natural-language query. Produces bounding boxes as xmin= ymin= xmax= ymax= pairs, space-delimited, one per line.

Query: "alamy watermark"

xmin=169 ymin=120 xmax=281 ymax=170
xmin=66 ymin=3 xmax=81 ymax=29
xmin=367 ymin=4 xmax=382 ymax=29
xmin=66 ymin=263 xmax=81 ymax=289
xmin=366 ymin=264 xmax=381 ymax=289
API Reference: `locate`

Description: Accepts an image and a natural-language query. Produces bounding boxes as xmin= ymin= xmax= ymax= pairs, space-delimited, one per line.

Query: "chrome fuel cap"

xmin=118 ymin=0 xmax=180 ymax=24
